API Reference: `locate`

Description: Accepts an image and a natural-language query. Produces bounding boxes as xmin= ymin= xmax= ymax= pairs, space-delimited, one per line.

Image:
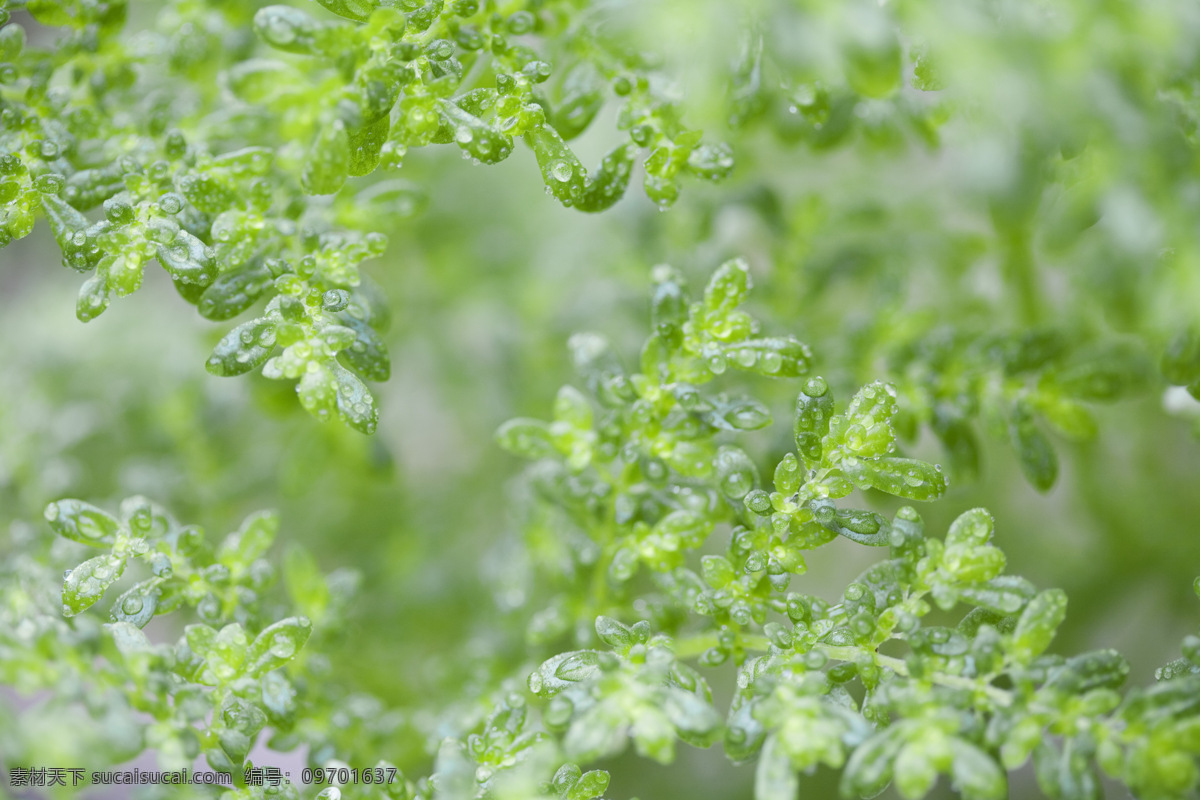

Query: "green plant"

xmin=3 ymin=1 xmax=1200 ymax=800
xmin=0 ymin=0 xmax=734 ymax=432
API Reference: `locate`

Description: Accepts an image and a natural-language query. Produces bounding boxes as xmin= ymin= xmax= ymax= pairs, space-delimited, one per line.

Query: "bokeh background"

xmin=4 ymin=0 xmax=1200 ymax=797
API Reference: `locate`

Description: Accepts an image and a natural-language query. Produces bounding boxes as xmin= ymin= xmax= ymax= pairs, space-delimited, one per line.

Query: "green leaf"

xmin=335 ymin=311 xmax=391 ymax=381
xmin=947 ymin=508 xmax=995 ymax=548
xmin=176 ymin=171 xmax=237 ymax=215
xmin=958 ymin=576 xmax=1035 ymax=615
xmin=846 ymin=381 xmax=898 ymax=424
xmin=701 ymin=555 xmax=737 ymax=588
xmin=215 ymin=695 xmax=266 ymax=763
xmin=931 ymin=407 xmax=981 ymax=481
xmin=62 ymin=554 xmax=127 ymax=616
xmin=845 ymin=456 xmax=948 ymax=501
xmin=303 ymin=121 xmax=351 ymax=195
xmin=246 ymin=616 xmax=312 ymax=676
xmin=714 ymin=446 xmax=759 ymax=500
xmin=218 ymin=510 xmax=279 ymax=569
xmin=106 ymin=621 xmax=153 ymax=656
xmin=569 ymin=770 xmax=610 ymax=800
xmin=725 ymin=337 xmax=813 ymax=378
xmin=206 ymin=623 xmax=251 ymax=683
xmin=1012 ymin=589 xmax=1067 ymax=663
xmin=253 ymin=5 xmax=325 ymax=54
xmin=525 ymin=120 xmax=587 ymax=207
xmin=440 ymin=100 xmax=514 ymax=165
xmin=1008 ymin=402 xmax=1058 ymax=492
xmin=284 ymin=546 xmax=330 ymax=622
xmin=631 ymin=706 xmax=676 ymax=763
xmin=1163 ymin=328 xmax=1200 ymax=386
xmin=1054 ymin=345 xmax=1149 ymax=401
xmin=825 ymin=508 xmax=890 ymax=546
xmin=774 ymin=453 xmax=802 ymax=495
xmin=551 ymin=62 xmax=605 ymax=141
xmin=296 ymin=360 xmax=338 ymax=423
xmin=41 ymin=195 xmax=100 ymax=272
xmin=595 ymin=616 xmax=645 ymax=650
xmin=496 ymin=418 xmax=556 ymax=459
xmin=64 ymin=163 xmax=126 ymax=210
xmin=703 ymin=258 xmax=751 ymax=318
xmin=574 ymin=143 xmax=637 ymax=213
xmin=206 ymin=318 xmax=277 ymax=377
xmin=197 ymin=263 xmax=273 ymax=321
xmin=529 ymin=650 xmax=601 ymax=696
xmin=687 ymin=142 xmax=735 ymax=181
xmin=1033 ymin=394 xmax=1098 ymax=441
xmin=755 ymin=734 xmax=799 ymax=800
xmin=44 ymin=499 xmax=122 ymax=547
xmin=663 ymin=686 xmax=722 ymax=747
xmin=565 ymin=702 xmax=628 ymax=763
xmin=110 ymin=579 xmax=162 ymax=628
xmin=156 ymin=230 xmax=216 ymax=287
xmin=844 ymin=17 xmax=902 ymax=99
xmin=76 ymin=272 xmax=111 ymax=321
xmin=794 ymin=377 xmax=834 ymax=460
xmin=949 ymin=739 xmax=1007 ymax=800
xmin=348 ymin=116 xmax=390 ymax=177
xmin=894 ymin=742 xmax=938 ymax=800
xmin=0 ymin=20 xmax=26 ymax=60
xmin=312 ymin=0 xmax=375 ymax=23
xmin=554 ymin=385 xmax=593 ymax=430
xmin=1033 ymin=740 xmax=1101 ymax=800
xmin=332 ymin=362 xmax=379 ymax=434
xmin=185 ymin=624 xmax=218 ymax=659
xmin=842 ymin=728 xmax=902 ymax=799
xmin=1047 ymin=649 xmax=1130 ymax=693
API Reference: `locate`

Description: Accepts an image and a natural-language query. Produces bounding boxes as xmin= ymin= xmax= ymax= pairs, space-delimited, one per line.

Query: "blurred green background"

xmin=4 ymin=0 xmax=1200 ymax=797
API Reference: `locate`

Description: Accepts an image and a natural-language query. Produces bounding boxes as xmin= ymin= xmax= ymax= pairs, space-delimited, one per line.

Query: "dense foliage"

xmin=2 ymin=0 xmax=1200 ymax=799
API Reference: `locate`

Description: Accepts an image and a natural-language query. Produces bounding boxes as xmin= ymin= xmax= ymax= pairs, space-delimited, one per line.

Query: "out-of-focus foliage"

xmin=3 ymin=0 xmax=1200 ymax=798
xmin=0 ymin=0 xmax=734 ymax=429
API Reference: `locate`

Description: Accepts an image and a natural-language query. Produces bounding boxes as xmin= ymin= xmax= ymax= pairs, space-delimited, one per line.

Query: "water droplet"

xmin=322 ymin=289 xmax=350 ymax=312
xmin=270 ymin=637 xmax=296 ymax=659
xmin=121 ymin=595 xmax=144 ymax=615
xmin=550 ymin=161 xmax=572 ymax=182
xmin=732 ymin=348 xmax=757 ymax=368
xmin=159 ymin=193 xmax=184 ymax=214
xmin=150 ymin=553 xmax=173 ymax=577
xmin=33 ymin=173 xmax=66 ymax=194
xmin=198 ymin=594 xmax=220 ymax=622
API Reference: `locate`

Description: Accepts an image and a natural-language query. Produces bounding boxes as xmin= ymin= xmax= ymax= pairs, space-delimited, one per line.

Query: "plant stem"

xmin=672 ymin=633 xmax=1013 ymax=707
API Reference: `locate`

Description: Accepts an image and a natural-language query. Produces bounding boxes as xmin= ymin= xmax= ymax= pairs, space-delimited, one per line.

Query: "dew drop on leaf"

xmin=551 ymin=161 xmax=573 ymax=182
